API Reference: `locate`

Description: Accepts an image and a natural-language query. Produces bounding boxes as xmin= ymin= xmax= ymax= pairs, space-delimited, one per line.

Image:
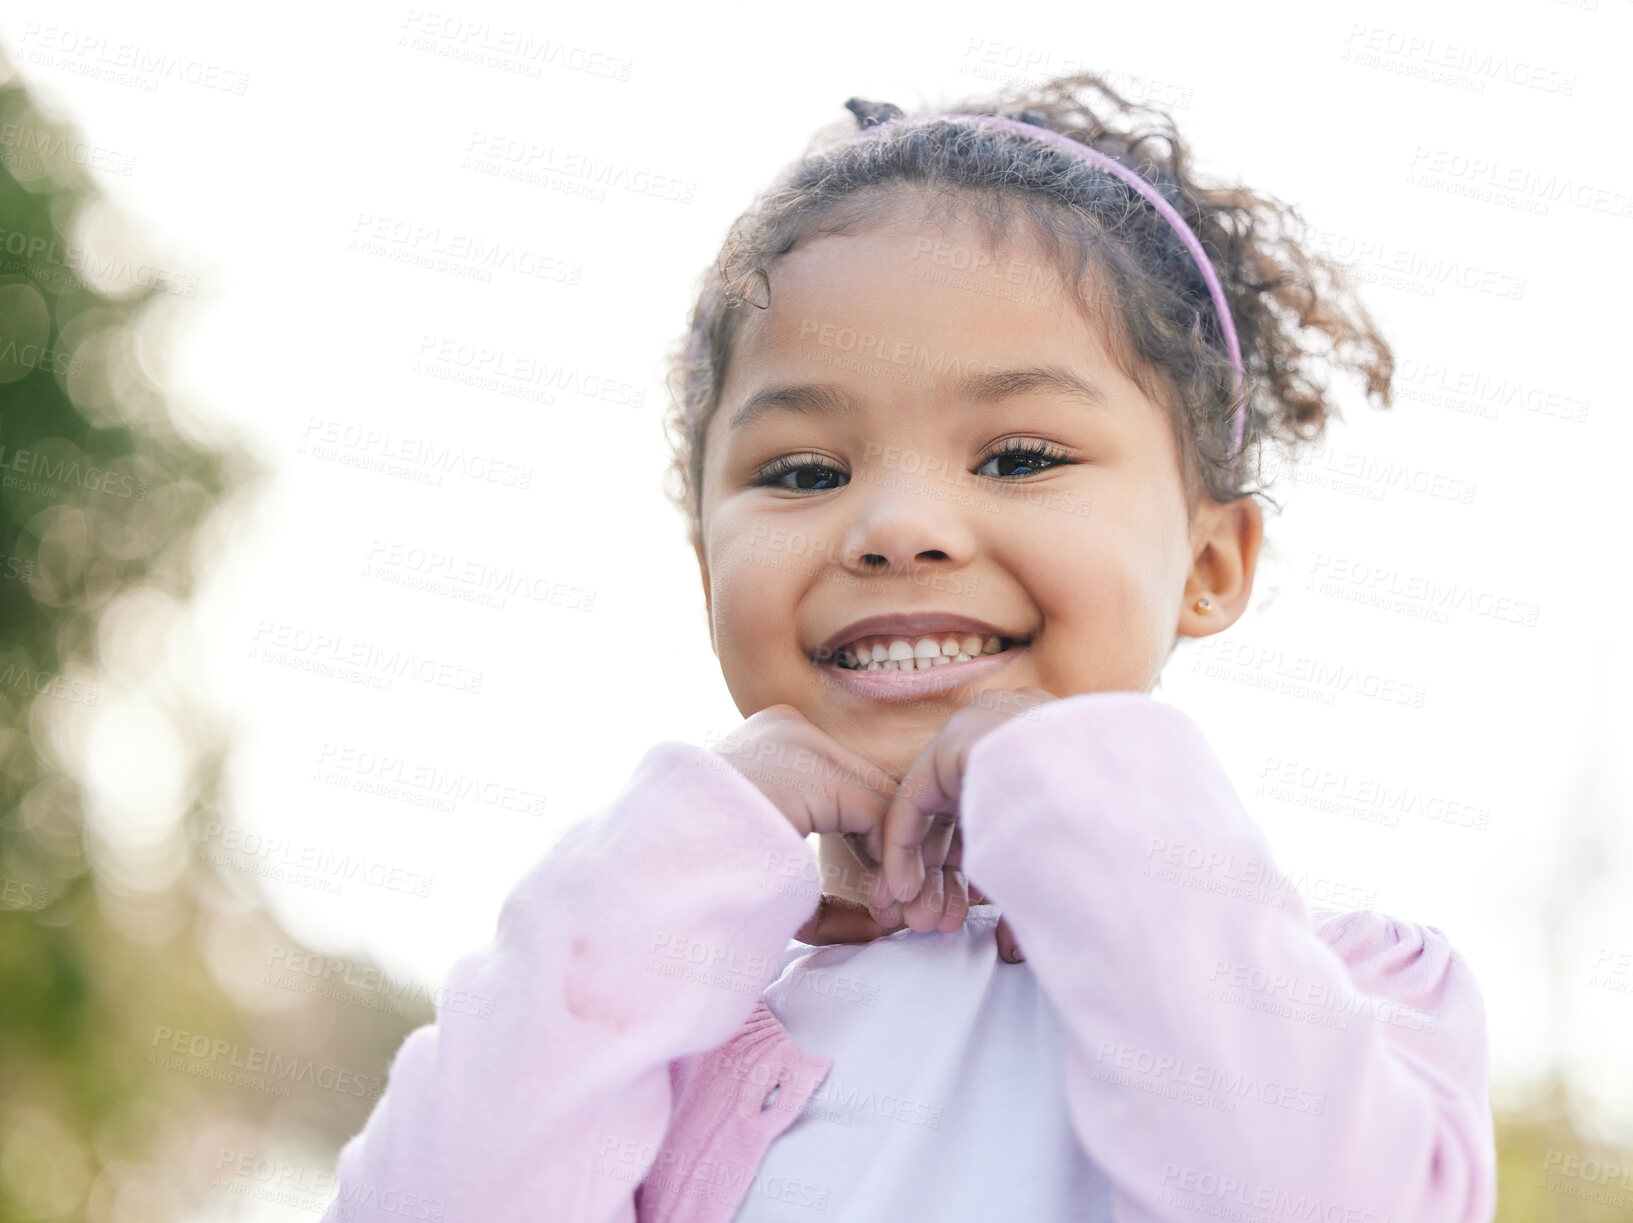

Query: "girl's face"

xmin=694 ymin=199 xmax=1259 ymax=781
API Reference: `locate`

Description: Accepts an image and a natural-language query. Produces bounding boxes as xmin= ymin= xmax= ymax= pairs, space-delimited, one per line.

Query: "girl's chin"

xmin=826 ymin=725 xmax=932 ymax=789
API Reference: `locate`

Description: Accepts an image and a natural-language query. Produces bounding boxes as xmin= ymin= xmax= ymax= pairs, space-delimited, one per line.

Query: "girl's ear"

xmin=1178 ymin=494 xmax=1264 ymax=638
xmin=693 ymin=537 xmax=716 ymax=656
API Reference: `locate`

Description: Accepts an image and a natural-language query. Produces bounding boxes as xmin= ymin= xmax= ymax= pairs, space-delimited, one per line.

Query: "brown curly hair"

xmin=660 ymin=71 xmax=1394 ymax=554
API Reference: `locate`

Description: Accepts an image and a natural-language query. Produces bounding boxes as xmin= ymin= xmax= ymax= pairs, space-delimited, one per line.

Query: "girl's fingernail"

xmin=1008 ymin=947 xmax=1025 ymax=963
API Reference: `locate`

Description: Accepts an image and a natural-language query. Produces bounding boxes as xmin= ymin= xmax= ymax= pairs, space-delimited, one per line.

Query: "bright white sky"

xmin=8 ymin=0 xmax=1633 ymax=1158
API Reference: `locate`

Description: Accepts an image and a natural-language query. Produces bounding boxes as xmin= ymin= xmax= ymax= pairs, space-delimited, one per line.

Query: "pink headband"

xmin=883 ymin=112 xmax=1248 ymax=455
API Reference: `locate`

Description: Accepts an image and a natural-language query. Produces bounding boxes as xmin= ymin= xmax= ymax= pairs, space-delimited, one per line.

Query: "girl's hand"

xmin=708 ymin=704 xmax=912 ymax=942
xmin=865 ymin=688 xmax=1058 ymax=960
xmin=708 ymin=704 xmax=1005 ymax=953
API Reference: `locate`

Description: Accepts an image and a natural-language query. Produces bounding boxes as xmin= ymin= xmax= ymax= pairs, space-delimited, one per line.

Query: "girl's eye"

xmin=975 ymin=440 xmax=1072 ymax=479
xmin=755 ymin=454 xmax=849 ymax=492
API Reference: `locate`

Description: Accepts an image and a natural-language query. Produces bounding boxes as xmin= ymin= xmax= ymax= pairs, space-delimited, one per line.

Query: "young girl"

xmin=322 ymin=74 xmax=1496 ymax=1223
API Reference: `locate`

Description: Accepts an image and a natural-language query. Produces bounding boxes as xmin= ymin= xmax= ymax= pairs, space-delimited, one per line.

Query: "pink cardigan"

xmin=320 ymin=691 xmax=1497 ymax=1222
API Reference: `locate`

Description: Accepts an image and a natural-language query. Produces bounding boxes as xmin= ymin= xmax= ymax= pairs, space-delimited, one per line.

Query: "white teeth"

xmin=830 ymin=632 xmax=1021 ymax=671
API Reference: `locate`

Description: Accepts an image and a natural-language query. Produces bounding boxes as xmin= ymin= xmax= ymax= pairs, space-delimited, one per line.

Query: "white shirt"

xmin=729 ymin=904 xmax=1113 ymax=1222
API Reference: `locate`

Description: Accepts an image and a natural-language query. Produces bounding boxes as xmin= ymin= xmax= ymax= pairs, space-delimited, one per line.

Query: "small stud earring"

xmin=1194 ymin=597 xmax=1213 ymax=613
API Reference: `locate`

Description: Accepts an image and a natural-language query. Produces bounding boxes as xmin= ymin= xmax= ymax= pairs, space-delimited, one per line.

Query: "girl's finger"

xmin=855 ymin=855 xmax=907 ymax=920
xmin=828 ymin=773 xmax=895 ymax=842
xmin=900 ymin=863 xmax=954 ymax=934
xmin=927 ymin=822 xmax=970 ymax=931
xmin=936 ymin=867 xmax=971 ymax=934
xmin=994 ymin=915 xmax=1024 ymax=964
xmin=874 ymin=792 xmax=962 ymax=922
xmin=865 ymin=895 xmax=903 ymax=929
xmin=920 ymin=809 xmax=957 ymax=876
xmin=840 ymin=833 xmax=886 ymax=910
xmin=797 ymin=736 xmax=899 ymax=843
xmin=878 ymin=736 xmax=963 ymax=905
xmin=941 ymin=822 xmax=966 ymax=885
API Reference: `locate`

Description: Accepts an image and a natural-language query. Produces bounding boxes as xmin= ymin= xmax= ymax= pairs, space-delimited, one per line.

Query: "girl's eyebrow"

xmin=728 ymin=364 xmax=1113 ymax=432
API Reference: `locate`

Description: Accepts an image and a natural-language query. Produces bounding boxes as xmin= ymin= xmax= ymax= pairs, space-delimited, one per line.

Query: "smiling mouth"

xmin=818 ymin=633 xmax=1028 ymax=672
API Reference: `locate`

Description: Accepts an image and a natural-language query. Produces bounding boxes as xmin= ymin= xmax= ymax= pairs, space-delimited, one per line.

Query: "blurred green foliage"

xmin=1495 ymin=1083 xmax=1633 ymax=1220
xmin=0 ymin=51 xmax=424 ymax=1222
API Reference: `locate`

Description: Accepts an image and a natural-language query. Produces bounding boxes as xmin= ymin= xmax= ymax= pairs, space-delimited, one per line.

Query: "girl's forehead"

xmin=724 ymin=219 xmax=1117 ymax=392
xmin=777 ymin=204 xmax=1056 ymax=286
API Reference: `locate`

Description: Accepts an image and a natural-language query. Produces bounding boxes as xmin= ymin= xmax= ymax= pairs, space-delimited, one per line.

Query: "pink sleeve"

xmin=319 ymin=741 xmax=820 ymax=1223
xmin=958 ymin=691 xmax=1496 ymax=1223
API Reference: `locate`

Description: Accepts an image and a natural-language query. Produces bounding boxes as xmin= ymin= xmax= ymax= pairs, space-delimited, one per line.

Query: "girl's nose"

xmin=855 ymin=548 xmax=946 ymax=567
xmin=842 ymin=519 xmax=966 ymax=574
xmin=836 ymin=480 xmax=978 ymax=578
